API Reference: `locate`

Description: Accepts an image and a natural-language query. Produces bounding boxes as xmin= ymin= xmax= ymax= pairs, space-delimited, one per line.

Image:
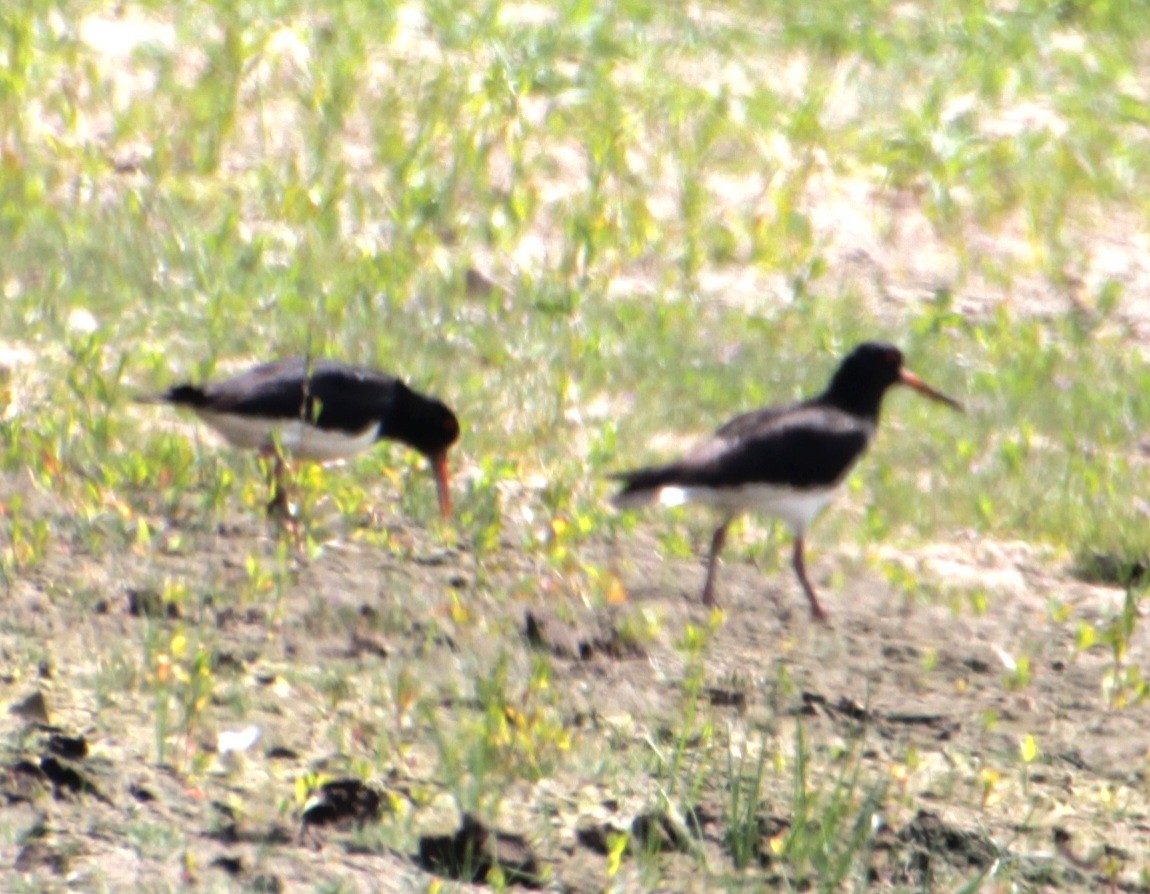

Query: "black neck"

xmin=819 ymin=375 xmax=887 ymax=420
xmin=385 ymin=385 xmax=458 ymax=458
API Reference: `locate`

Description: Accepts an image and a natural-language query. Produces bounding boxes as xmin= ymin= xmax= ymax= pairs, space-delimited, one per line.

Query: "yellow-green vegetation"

xmin=1 ymin=0 xmax=1149 ymax=890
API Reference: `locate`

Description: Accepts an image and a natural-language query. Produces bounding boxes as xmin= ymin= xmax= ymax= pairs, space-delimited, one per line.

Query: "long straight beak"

xmin=900 ymin=368 xmax=964 ymax=412
xmin=432 ymin=452 xmax=453 ymax=520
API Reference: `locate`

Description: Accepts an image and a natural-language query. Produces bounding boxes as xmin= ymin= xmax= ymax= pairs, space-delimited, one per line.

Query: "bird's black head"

xmin=823 ymin=342 xmax=961 ymax=418
xmin=392 ymin=385 xmax=460 ymax=458
xmin=389 ymin=385 xmax=460 ymax=521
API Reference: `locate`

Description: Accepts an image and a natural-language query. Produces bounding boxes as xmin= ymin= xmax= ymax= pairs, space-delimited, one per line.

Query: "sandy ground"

xmin=1 ymin=468 xmax=1147 ymax=892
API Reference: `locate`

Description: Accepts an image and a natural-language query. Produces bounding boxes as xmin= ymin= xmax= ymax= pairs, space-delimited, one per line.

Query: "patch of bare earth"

xmin=3 ymin=459 xmax=1148 ymax=890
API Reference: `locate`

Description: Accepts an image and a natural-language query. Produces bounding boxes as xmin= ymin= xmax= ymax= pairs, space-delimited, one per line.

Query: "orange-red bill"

xmin=899 ymin=369 xmax=964 ymax=412
xmin=432 ymin=452 xmax=453 ymax=520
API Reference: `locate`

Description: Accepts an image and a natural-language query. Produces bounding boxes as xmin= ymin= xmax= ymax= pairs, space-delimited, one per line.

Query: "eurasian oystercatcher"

xmin=143 ymin=358 xmax=460 ymax=518
xmin=612 ymin=342 xmax=962 ymax=621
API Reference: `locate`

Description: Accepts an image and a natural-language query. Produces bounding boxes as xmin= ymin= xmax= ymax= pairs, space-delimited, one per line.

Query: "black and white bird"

xmin=143 ymin=358 xmax=460 ymax=518
xmin=611 ymin=342 xmax=962 ymax=621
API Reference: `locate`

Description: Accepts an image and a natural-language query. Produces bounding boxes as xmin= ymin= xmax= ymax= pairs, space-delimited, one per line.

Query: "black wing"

xmin=617 ymin=404 xmax=872 ymax=495
xmin=203 ymin=359 xmax=403 ymax=434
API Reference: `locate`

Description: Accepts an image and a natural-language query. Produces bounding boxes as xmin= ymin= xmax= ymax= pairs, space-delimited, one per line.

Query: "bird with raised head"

xmin=612 ymin=342 xmax=962 ymax=621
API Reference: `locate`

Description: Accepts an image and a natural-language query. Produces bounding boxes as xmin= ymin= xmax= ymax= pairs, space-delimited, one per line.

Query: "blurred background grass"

xmin=1 ymin=0 xmax=1148 ymax=569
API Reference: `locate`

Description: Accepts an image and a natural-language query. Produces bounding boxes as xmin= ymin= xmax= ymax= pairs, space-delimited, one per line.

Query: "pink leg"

xmin=700 ymin=520 xmax=731 ymax=607
xmin=792 ymin=536 xmax=829 ymax=623
xmin=262 ymin=447 xmax=291 ymax=518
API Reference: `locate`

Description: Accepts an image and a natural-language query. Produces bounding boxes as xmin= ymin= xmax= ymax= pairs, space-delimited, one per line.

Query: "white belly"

xmin=196 ymin=410 xmax=380 ymax=461
xmin=657 ymin=483 xmax=836 ymax=534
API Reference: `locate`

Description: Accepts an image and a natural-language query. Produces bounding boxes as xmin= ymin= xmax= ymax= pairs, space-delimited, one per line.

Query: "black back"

xmin=164 ymin=358 xmax=460 ymax=458
xmin=614 ymin=404 xmax=871 ymax=495
xmin=613 ymin=342 xmax=913 ymax=497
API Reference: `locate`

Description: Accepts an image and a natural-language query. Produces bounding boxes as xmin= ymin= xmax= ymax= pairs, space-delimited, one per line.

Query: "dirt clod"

xmin=348 ymin=631 xmax=389 ymax=659
xmin=524 ymin=610 xmax=583 ymax=659
xmin=630 ymin=808 xmax=696 ymax=854
xmin=250 ymin=874 xmax=285 ymax=893
xmin=523 ymin=609 xmax=647 ymax=661
xmin=736 ymin=814 xmax=792 ymax=866
xmin=46 ymin=734 xmax=89 ymax=761
xmin=416 ymin=813 xmax=542 ymax=887
xmin=574 ymin=818 xmax=628 ymax=855
xmin=211 ymin=855 xmax=244 ymax=875
xmin=706 ymin=687 xmax=748 ymax=709
xmin=1075 ymin=552 xmax=1149 ymax=587
xmin=39 ymin=757 xmax=104 ymax=801
xmin=6 ymin=760 xmax=47 ymax=800
xmin=900 ymin=809 xmax=1000 ymax=882
xmin=10 ymin=690 xmax=50 ymax=723
xmin=15 ymin=840 xmax=69 ymax=874
xmin=127 ymin=587 xmax=180 ymax=619
xmin=300 ymin=779 xmax=384 ymax=829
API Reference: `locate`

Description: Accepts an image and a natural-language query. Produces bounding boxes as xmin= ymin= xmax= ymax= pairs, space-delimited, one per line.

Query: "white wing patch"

xmin=656 ymin=487 xmax=691 ymax=507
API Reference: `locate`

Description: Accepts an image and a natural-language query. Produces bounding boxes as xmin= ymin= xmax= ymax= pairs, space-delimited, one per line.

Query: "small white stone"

xmin=218 ymin=725 xmax=262 ymax=754
xmin=66 ymin=308 xmax=99 ymax=335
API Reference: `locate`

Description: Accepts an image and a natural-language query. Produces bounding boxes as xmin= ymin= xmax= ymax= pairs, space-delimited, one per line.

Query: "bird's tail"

xmin=610 ymin=465 xmax=681 ymax=508
xmin=134 ymin=385 xmax=209 ymax=407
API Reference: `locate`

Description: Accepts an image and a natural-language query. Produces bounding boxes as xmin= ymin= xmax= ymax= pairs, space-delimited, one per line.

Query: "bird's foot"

xmin=266 ymin=488 xmax=293 ymax=520
xmin=809 ymin=604 xmax=831 ymax=625
xmin=267 ymin=494 xmax=307 ymax=556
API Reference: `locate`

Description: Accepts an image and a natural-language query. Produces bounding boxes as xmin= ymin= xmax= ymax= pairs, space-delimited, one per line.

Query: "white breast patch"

xmin=657 ymin=483 xmax=837 ymax=534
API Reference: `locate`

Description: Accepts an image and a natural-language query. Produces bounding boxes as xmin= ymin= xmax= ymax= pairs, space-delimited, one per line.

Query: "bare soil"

xmin=2 ymin=466 xmax=1148 ymax=893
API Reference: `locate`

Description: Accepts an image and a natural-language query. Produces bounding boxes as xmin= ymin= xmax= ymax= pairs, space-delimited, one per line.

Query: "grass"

xmin=2 ymin=0 xmax=1150 ymax=889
